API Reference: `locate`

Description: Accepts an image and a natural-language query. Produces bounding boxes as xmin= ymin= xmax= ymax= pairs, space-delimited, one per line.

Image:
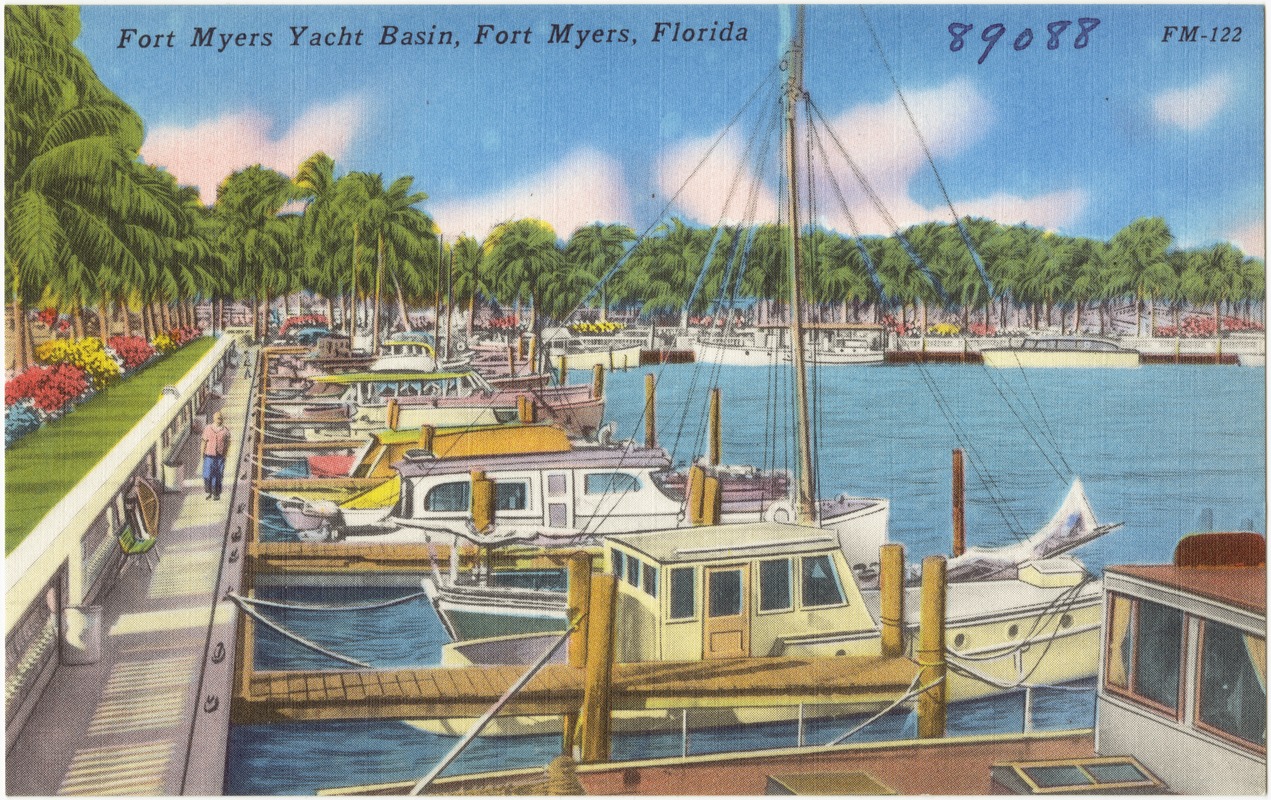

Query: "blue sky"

xmin=78 ymin=5 xmax=1265 ymax=255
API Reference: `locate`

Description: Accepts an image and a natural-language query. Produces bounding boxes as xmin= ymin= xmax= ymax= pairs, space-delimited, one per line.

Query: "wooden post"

xmin=708 ymin=388 xmax=722 ymax=466
xmin=528 ymin=335 xmax=538 ymax=373
xmin=580 ymin=573 xmax=617 ymax=763
xmin=386 ymin=398 xmax=400 ymax=431
xmin=592 ymin=364 xmax=604 ymax=400
xmin=507 ymin=343 xmax=516 ymax=375
xmin=644 ymin=373 xmax=657 ymax=448
xmin=559 ymin=354 xmax=568 ymax=386
xmin=701 ymin=475 xmax=722 ymax=526
xmin=418 ymin=424 xmax=436 ymax=454
xmin=879 ymin=543 xmax=905 ymax=657
xmin=470 ymin=470 xmax=494 ymax=532
xmin=517 ymin=394 xmax=536 ymax=424
xmin=517 ymin=334 xmax=524 ymax=363
xmin=687 ymin=465 xmax=705 ymax=525
xmin=567 ymin=552 xmax=593 ymax=668
xmin=952 ymin=449 xmax=965 ymax=557
xmin=608 ymin=348 xmax=614 ymax=371
xmin=917 ymin=556 xmax=947 ymax=739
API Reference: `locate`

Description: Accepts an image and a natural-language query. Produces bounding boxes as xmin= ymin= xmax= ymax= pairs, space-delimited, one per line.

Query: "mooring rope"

xmin=827 ymin=672 xmax=938 ymax=745
xmin=227 ymin=593 xmax=371 ymax=668
xmin=229 ymin=590 xmax=428 ymax=613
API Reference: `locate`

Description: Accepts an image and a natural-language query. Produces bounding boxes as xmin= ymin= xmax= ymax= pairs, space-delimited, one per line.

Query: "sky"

xmin=77 ymin=4 xmax=1266 ymax=256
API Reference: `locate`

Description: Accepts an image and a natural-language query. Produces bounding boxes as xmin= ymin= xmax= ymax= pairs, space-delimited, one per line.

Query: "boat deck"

xmin=234 ymin=654 xmax=920 ymax=723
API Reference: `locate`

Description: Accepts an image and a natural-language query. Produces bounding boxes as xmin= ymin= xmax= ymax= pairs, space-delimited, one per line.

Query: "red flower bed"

xmin=107 ymin=335 xmax=157 ymax=370
xmin=279 ymin=315 xmax=329 ymax=336
xmin=5 ymin=363 xmax=90 ymax=413
xmin=968 ymin=322 xmax=997 ymax=337
xmin=37 ymin=307 xmax=59 ymax=328
xmin=1155 ymin=316 xmax=1264 ymax=337
xmin=168 ymin=326 xmax=202 ymax=346
xmin=485 ymin=316 xmax=520 ymax=330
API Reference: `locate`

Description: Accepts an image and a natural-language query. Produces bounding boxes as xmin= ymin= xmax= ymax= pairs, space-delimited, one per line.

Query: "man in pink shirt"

xmin=201 ymin=410 xmax=230 ymax=500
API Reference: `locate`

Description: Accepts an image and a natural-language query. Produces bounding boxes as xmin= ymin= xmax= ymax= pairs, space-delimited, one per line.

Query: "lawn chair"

xmin=118 ymin=477 xmax=162 ymax=574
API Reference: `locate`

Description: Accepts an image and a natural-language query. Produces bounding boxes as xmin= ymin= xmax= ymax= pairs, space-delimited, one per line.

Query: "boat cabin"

xmin=1019 ymin=337 xmax=1123 ymax=352
xmin=1097 ymin=531 xmax=1266 ymax=794
xmin=604 ymin=522 xmax=879 ymax=663
xmin=311 ymin=369 xmax=495 ymax=406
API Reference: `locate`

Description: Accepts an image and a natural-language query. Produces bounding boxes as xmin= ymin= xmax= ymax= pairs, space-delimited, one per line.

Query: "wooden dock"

xmin=250 ymin=541 xmax=599 ymax=574
xmin=234 ymin=654 xmax=919 ymax=724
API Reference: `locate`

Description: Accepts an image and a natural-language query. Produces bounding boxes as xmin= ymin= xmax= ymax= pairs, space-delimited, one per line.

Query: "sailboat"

xmin=426 ymin=7 xmax=1117 ymax=720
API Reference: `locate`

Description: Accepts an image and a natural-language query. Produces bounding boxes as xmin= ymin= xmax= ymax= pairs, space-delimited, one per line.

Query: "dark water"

xmin=228 ymin=362 xmax=1262 ymax=792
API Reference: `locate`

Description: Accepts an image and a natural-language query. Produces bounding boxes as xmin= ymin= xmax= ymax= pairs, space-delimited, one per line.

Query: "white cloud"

xmin=141 ymin=96 xmax=366 ymax=204
xmin=1152 ymin=74 xmax=1233 ymax=131
xmin=431 ymin=147 xmax=632 ymax=240
xmin=657 ymin=132 xmax=778 ymax=226
xmin=660 ymin=79 xmax=1086 ymax=236
xmin=1225 ymin=218 xmax=1265 ymax=258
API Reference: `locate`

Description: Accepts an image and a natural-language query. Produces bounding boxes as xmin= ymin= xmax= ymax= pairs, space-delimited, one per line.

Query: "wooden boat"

xmin=1096 ymin=531 xmax=1265 ymax=794
xmin=980 ymin=335 xmax=1140 ymax=368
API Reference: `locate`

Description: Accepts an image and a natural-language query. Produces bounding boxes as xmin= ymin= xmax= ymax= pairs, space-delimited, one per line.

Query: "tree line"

xmin=7 ymin=6 xmax=1264 ymax=374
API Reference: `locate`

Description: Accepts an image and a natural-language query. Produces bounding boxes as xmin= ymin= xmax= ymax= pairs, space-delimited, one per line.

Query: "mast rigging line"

xmin=856 ymin=5 xmax=994 ymax=297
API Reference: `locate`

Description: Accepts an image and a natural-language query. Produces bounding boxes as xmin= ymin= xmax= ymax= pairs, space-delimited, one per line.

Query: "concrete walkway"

xmin=7 ymin=348 xmax=254 ymax=796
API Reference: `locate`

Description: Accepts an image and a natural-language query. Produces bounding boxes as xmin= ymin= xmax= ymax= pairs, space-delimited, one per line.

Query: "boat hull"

xmin=981 ymin=349 xmax=1139 ymax=368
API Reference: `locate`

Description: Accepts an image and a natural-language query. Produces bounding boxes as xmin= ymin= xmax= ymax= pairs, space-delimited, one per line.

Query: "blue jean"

xmin=203 ymin=455 xmax=226 ymax=497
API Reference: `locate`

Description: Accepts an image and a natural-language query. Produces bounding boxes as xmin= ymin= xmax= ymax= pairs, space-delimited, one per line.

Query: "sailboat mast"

xmin=783 ymin=6 xmax=816 ymax=525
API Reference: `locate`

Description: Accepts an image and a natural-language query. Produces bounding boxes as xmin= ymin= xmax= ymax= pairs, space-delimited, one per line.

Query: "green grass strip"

xmin=6 ymin=338 xmax=217 ymax=553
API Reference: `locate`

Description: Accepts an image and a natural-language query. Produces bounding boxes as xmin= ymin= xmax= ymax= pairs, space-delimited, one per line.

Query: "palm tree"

xmin=211 ymin=165 xmax=296 ymax=340
xmin=341 ymin=173 xmax=433 ymax=351
xmin=565 ymin=223 xmax=635 ymax=322
xmin=450 ymin=235 xmax=484 ymax=338
xmin=6 ymin=5 xmax=160 ymax=369
xmin=1108 ymin=217 xmax=1174 ymax=336
xmin=485 ymin=218 xmax=563 ymax=369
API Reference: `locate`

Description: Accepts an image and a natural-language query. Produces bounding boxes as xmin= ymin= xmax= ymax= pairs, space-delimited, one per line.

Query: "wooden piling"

xmin=917 ymin=555 xmax=947 ymax=739
xmin=879 ymin=543 xmax=905 ymax=657
xmin=592 ymin=364 xmax=604 ymax=400
xmin=708 ymin=388 xmax=722 ymax=466
xmin=471 ymin=470 xmax=495 ymax=532
xmin=528 ymin=335 xmax=537 ymax=372
xmin=687 ymin=465 xmax=706 ymax=525
xmin=644 ymin=373 xmax=657 ymax=448
xmin=567 ymin=552 xmax=593 ymax=669
xmin=507 ymin=344 xmax=516 ymax=375
xmin=559 ymin=354 xmax=568 ymax=386
xmin=517 ymin=334 xmax=524 ymax=362
xmin=418 ymin=424 xmax=436 ymax=454
xmin=517 ymin=395 xmax=536 ymax=424
xmin=952 ymin=449 xmax=965 ymax=557
xmin=702 ymin=475 xmax=722 ymax=526
xmin=580 ymin=573 xmax=617 ymax=763
xmin=386 ymin=398 xmax=400 ymax=431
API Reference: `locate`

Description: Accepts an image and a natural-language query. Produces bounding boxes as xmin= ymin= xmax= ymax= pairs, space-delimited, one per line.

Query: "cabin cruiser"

xmin=980 ymin=336 xmax=1140 ymax=368
xmin=695 ymin=324 xmax=885 ymax=366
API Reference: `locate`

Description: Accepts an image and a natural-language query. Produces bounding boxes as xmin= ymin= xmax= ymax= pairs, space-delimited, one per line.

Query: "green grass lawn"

xmin=5 ymin=338 xmax=217 ymax=553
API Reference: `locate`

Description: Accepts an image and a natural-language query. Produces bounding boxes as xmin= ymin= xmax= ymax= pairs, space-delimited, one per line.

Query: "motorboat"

xmin=980 ymin=336 xmax=1140 ymax=368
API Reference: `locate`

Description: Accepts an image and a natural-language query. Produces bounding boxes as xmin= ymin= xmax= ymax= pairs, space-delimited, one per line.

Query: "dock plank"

xmin=235 ymin=656 xmax=919 ymax=724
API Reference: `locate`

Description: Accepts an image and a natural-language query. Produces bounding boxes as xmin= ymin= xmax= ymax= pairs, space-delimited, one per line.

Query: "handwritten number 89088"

xmin=949 ymin=19 xmax=1101 ymax=64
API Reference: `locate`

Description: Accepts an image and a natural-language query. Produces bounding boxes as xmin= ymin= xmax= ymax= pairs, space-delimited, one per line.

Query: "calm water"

xmin=228 ymin=362 xmax=1263 ymax=793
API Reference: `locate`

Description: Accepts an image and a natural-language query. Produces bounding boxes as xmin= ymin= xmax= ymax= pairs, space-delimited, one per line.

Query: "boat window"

xmin=376 ymin=382 xmax=395 ymax=397
xmin=495 ymin=482 xmax=528 ymax=511
xmin=669 ymin=567 xmax=695 ymax=620
xmin=626 ymin=554 xmax=641 ymax=587
xmin=643 ymin=564 xmax=658 ymax=598
xmin=801 ymin=555 xmax=846 ymax=608
xmin=1133 ymin=600 xmax=1184 ymax=712
xmin=1197 ymin=620 xmax=1266 ymax=748
xmin=424 ymin=481 xmax=470 ymax=512
xmin=759 ymin=558 xmax=793 ymax=612
xmin=1022 ymin=340 xmax=1037 ymax=350
xmin=611 ymin=550 xmax=625 ymax=578
xmin=584 ymin=472 xmax=642 ymax=495
xmin=1104 ymin=594 xmax=1134 ymax=691
xmin=709 ymin=569 xmax=743 ymax=617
